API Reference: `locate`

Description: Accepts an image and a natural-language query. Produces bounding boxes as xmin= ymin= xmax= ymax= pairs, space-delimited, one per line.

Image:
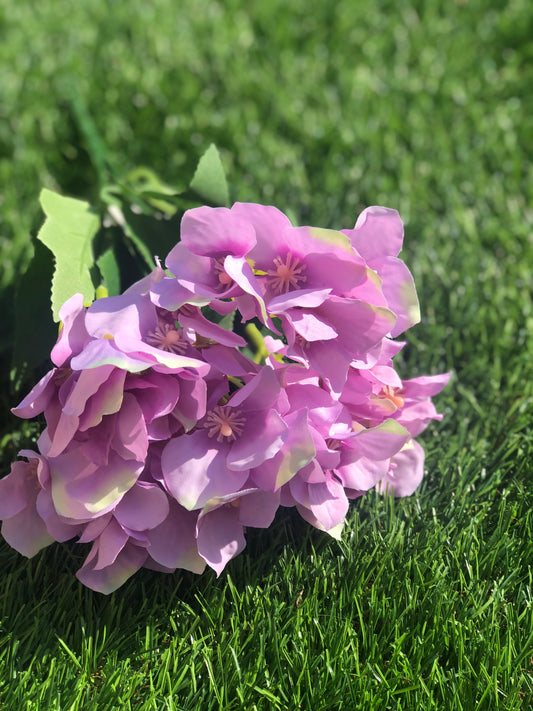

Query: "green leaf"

xmin=125 ymin=167 xmax=180 ymax=215
xmin=37 ymin=189 xmax=99 ymax=321
xmin=12 ymin=240 xmax=57 ymax=388
xmin=117 ymin=208 xmax=180 ymax=267
xmin=96 ymin=247 xmax=121 ymax=296
xmin=63 ymin=78 xmax=112 ymax=186
xmin=100 ymin=187 xmax=155 ymax=270
xmin=189 ymin=143 xmax=229 ymax=207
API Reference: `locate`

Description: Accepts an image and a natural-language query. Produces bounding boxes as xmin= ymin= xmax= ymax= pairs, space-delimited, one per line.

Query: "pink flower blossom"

xmin=1 ymin=200 xmax=449 ymax=592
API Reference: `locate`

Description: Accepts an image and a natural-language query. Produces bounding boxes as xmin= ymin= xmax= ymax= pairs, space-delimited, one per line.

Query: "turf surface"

xmin=1 ymin=0 xmax=532 ymax=708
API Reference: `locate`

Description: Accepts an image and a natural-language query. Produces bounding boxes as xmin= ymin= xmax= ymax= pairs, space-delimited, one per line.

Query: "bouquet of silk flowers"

xmin=1 ymin=201 xmax=449 ymax=593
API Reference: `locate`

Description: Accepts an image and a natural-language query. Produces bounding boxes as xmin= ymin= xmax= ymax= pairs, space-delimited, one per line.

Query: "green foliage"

xmin=35 ymin=144 xmax=229 ymax=317
xmin=11 ymin=241 xmax=57 ymax=389
xmin=37 ymin=189 xmax=99 ymax=320
xmin=8 ymin=144 xmax=230 ymax=387
xmin=188 ymin=143 xmax=230 ymax=207
xmin=1 ymin=0 xmax=532 ymax=709
xmin=95 ymin=248 xmax=121 ymax=298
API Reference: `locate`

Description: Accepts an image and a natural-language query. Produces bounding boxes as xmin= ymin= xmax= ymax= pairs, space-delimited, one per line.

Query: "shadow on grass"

xmin=0 ymin=505 xmax=335 ymax=667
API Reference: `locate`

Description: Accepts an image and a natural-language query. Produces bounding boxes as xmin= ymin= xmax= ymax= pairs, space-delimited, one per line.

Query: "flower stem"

xmin=245 ymin=323 xmax=270 ymax=364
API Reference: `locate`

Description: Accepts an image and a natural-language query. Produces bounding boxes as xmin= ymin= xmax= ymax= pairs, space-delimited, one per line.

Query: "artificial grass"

xmin=1 ymin=0 xmax=532 ymax=708
xmin=1 ymin=465 xmax=531 ymax=709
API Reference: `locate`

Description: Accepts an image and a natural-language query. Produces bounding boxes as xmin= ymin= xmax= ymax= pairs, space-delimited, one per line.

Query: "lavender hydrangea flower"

xmin=1 ymin=200 xmax=449 ymax=592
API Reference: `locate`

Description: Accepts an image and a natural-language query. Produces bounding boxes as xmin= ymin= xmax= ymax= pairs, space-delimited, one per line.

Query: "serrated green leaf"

xmin=96 ymin=247 xmax=121 ymax=296
xmin=189 ymin=143 xmax=229 ymax=207
xmin=37 ymin=189 xmax=99 ymax=321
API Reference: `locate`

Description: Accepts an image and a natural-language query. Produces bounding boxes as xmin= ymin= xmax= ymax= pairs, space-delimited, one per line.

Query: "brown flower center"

xmin=377 ymin=385 xmax=405 ymax=409
xmin=146 ymin=323 xmax=187 ymax=354
xmin=204 ymin=406 xmax=246 ymax=443
xmin=266 ymin=253 xmax=307 ymax=293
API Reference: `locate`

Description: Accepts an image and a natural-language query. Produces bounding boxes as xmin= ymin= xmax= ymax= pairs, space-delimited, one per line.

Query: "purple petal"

xmin=350 ymin=419 xmax=410 ymax=460
xmin=180 ymin=206 xmax=256 ymax=257
xmin=318 ymin=297 xmax=396 ymax=354
xmin=36 ymin=489 xmax=81 ymax=542
xmin=291 ymin=311 xmax=338 ymax=342
xmin=1 ymin=468 xmax=54 ymax=557
xmin=179 ymin=309 xmax=246 ymax=348
xmin=70 ymin=339 xmax=154 ymax=373
xmin=165 ymin=243 xmax=221 ymax=293
xmin=365 ymin=365 xmax=403 ymax=388
xmin=111 ymin=393 xmax=148 ymax=462
xmin=0 ymin=461 xmax=32 ymax=518
xmin=397 ymin=400 xmax=443 ymax=437
xmin=297 ymin=459 xmax=326 ymax=484
xmin=196 ymin=506 xmax=246 ymax=576
xmin=228 ymin=365 xmax=280 ymax=411
xmin=347 ymin=267 xmax=388 ymax=307
xmin=238 ymin=489 xmax=280 ymax=528
xmin=251 ymin=408 xmax=316 ymax=490
xmin=305 ymin=253 xmax=366 ymax=294
xmin=339 ymin=371 xmax=372 ymax=406
xmin=76 ymin=541 xmax=147 ymax=594
xmin=113 ymin=334 xmax=210 ymax=374
xmin=370 ymin=257 xmax=420 ymax=337
xmin=227 ymin=410 xmax=287 ymax=471
xmin=402 ymin=373 xmax=451 ymax=398
xmin=285 ymin=384 xmax=347 ymax=433
xmin=224 ymin=255 xmax=271 ymax=326
xmin=231 ymin=202 xmax=292 ymax=264
xmin=85 ymin=293 xmax=156 ymax=342
xmin=11 ymin=369 xmax=57 ymax=419
xmin=123 ymin=263 xmax=166 ymax=296
xmin=307 ymin=341 xmax=351 ymax=395
xmin=308 ymin=477 xmax=349 ymax=531
xmin=295 ymin=503 xmax=344 ymax=539
xmin=77 ymin=513 xmax=113 ymax=543
xmin=51 ymin=293 xmax=89 ymax=366
xmin=161 ymin=431 xmax=249 ymax=510
xmin=150 ymin=274 xmax=209 ymax=310
xmin=376 ymin=440 xmax=425 ymax=497
xmin=335 ymin=456 xmax=389 ymax=490
xmin=202 ymin=345 xmax=258 ymax=378
xmin=146 ymin=501 xmax=205 ymax=573
xmin=173 ymin=376 xmax=207 ymax=430
xmin=343 ymin=206 xmax=404 ymax=260
xmin=50 ymin=448 xmax=140 ymax=519
xmin=268 ymin=288 xmax=332 ymax=313
xmin=62 ymin=365 xmax=116 ymax=416
xmin=2 ymin=508 xmax=54 ymax=557
xmin=114 ymin=482 xmax=170 ymax=531
xmin=79 ymin=368 xmax=127 ymax=431
xmin=125 ymin=371 xmax=181 ymax=424
xmin=93 ymin=519 xmax=129 ymax=570
xmin=45 ymin=410 xmax=80 ymax=458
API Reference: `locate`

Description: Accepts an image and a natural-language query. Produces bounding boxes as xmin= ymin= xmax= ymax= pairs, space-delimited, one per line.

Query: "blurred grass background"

xmin=1 ymin=0 xmax=532 ymax=708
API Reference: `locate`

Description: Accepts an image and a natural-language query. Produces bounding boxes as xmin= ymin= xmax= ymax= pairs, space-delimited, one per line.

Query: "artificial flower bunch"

xmin=1 ymin=202 xmax=449 ymax=593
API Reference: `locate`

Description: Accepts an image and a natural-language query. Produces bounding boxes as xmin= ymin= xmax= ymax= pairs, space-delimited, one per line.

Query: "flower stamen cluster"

xmin=266 ymin=253 xmax=307 ymax=293
xmin=204 ymin=406 xmax=246 ymax=442
xmin=146 ymin=322 xmax=187 ymax=354
xmin=378 ymin=385 xmax=405 ymax=409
